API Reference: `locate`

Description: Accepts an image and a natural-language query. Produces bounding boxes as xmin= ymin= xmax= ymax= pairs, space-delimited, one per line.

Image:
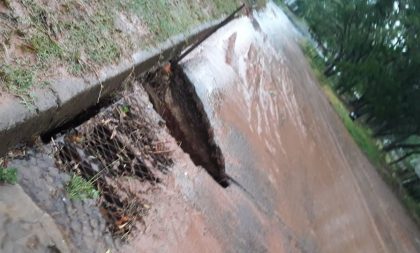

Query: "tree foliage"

xmin=292 ymin=0 xmax=420 ymax=162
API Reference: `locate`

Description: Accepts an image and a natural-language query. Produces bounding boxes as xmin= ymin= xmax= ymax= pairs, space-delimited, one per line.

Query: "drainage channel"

xmin=48 ymin=86 xmax=173 ymax=241
xmin=2 ymin=6 xmax=247 ymax=250
xmin=31 ymin=63 xmax=230 ymax=244
xmin=142 ymin=64 xmax=230 ymax=187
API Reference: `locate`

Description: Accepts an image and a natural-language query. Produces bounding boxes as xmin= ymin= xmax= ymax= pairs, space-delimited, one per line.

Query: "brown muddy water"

xmin=1 ymin=1 xmax=420 ymax=253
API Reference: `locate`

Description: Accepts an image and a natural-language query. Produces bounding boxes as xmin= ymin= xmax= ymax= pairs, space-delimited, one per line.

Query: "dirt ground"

xmin=1 ymin=2 xmax=420 ymax=253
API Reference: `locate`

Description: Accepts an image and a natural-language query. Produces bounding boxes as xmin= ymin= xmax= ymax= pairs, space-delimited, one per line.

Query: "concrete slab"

xmin=179 ymin=2 xmax=420 ymax=252
xmin=0 ymin=184 xmax=70 ymax=253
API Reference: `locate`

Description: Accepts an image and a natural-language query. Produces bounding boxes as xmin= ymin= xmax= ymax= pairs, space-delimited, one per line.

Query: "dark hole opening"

xmin=40 ymin=95 xmax=117 ymax=143
xmin=142 ymin=64 xmax=229 ymax=188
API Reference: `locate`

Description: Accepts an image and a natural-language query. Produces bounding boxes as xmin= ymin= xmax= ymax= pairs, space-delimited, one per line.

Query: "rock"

xmin=0 ymin=184 xmax=70 ymax=253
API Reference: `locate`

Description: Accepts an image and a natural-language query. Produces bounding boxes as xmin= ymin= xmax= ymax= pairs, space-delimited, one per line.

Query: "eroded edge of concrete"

xmin=0 ymin=19 xmax=220 ymax=157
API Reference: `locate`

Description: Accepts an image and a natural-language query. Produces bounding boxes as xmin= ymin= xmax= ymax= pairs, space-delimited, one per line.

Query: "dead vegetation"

xmin=54 ymin=87 xmax=173 ymax=241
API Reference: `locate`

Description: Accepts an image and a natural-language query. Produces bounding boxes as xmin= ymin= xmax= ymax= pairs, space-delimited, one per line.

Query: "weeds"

xmin=66 ymin=174 xmax=99 ymax=200
xmin=0 ymin=167 xmax=17 ymax=184
xmin=28 ymin=33 xmax=63 ymax=65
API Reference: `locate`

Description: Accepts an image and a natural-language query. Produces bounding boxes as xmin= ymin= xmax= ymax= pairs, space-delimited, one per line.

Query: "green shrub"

xmin=0 ymin=167 xmax=18 ymax=184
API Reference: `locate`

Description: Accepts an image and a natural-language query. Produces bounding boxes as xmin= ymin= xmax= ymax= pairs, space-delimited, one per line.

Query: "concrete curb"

xmin=0 ymin=20 xmax=220 ymax=157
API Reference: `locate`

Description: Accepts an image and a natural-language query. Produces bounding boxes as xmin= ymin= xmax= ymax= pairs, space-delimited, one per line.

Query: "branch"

xmin=382 ymin=133 xmax=415 ymax=151
xmin=389 ymin=151 xmax=420 ymax=165
xmin=385 ymin=143 xmax=420 ymax=151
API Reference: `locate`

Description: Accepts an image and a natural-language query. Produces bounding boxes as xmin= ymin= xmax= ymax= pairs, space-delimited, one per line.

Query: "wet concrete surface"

xmin=2 ymin=2 xmax=420 ymax=253
xmin=9 ymin=150 xmax=115 ymax=253
xmin=179 ymin=2 xmax=420 ymax=252
xmin=0 ymin=183 xmax=70 ymax=253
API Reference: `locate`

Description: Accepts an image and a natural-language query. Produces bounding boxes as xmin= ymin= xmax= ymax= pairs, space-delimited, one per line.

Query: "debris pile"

xmin=54 ymin=86 xmax=173 ymax=240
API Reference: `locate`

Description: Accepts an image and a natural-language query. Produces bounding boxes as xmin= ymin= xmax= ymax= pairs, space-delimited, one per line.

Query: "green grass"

xmin=0 ymin=64 xmax=34 ymax=96
xmin=126 ymin=0 xmax=241 ymax=42
xmin=322 ymin=85 xmax=382 ymax=167
xmin=66 ymin=174 xmax=99 ymax=200
xmin=63 ymin=13 xmax=121 ymax=74
xmin=0 ymin=167 xmax=18 ymax=184
xmin=0 ymin=0 xmax=242 ymax=97
xmin=213 ymin=0 xmax=238 ymax=14
xmin=28 ymin=33 xmax=63 ymax=64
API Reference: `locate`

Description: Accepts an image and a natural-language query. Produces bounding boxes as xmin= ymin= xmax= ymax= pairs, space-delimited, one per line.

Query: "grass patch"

xmin=322 ymin=85 xmax=383 ymax=167
xmin=213 ymin=0 xmax=238 ymax=14
xmin=28 ymin=33 xmax=63 ymax=64
xmin=66 ymin=174 xmax=99 ymax=200
xmin=0 ymin=167 xmax=18 ymax=184
xmin=126 ymin=0 xmax=242 ymax=42
xmin=0 ymin=64 xmax=33 ymax=95
xmin=126 ymin=0 xmax=206 ymax=41
xmin=0 ymin=0 xmax=242 ymax=97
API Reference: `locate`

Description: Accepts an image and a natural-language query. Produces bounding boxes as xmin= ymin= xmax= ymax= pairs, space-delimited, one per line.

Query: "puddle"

xmin=142 ymin=64 xmax=229 ymax=187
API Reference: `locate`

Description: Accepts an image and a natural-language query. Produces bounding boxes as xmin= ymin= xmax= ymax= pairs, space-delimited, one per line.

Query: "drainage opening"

xmin=41 ymin=95 xmax=118 ymax=143
xmin=142 ymin=63 xmax=230 ymax=188
xmin=54 ymin=93 xmax=173 ymax=240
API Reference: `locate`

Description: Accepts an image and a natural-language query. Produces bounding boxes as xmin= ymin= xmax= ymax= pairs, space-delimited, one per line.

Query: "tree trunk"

xmin=324 ymin=53 xmax=343 ymax=77
xmin=385 ymin=143 xmax=420 ymax=152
